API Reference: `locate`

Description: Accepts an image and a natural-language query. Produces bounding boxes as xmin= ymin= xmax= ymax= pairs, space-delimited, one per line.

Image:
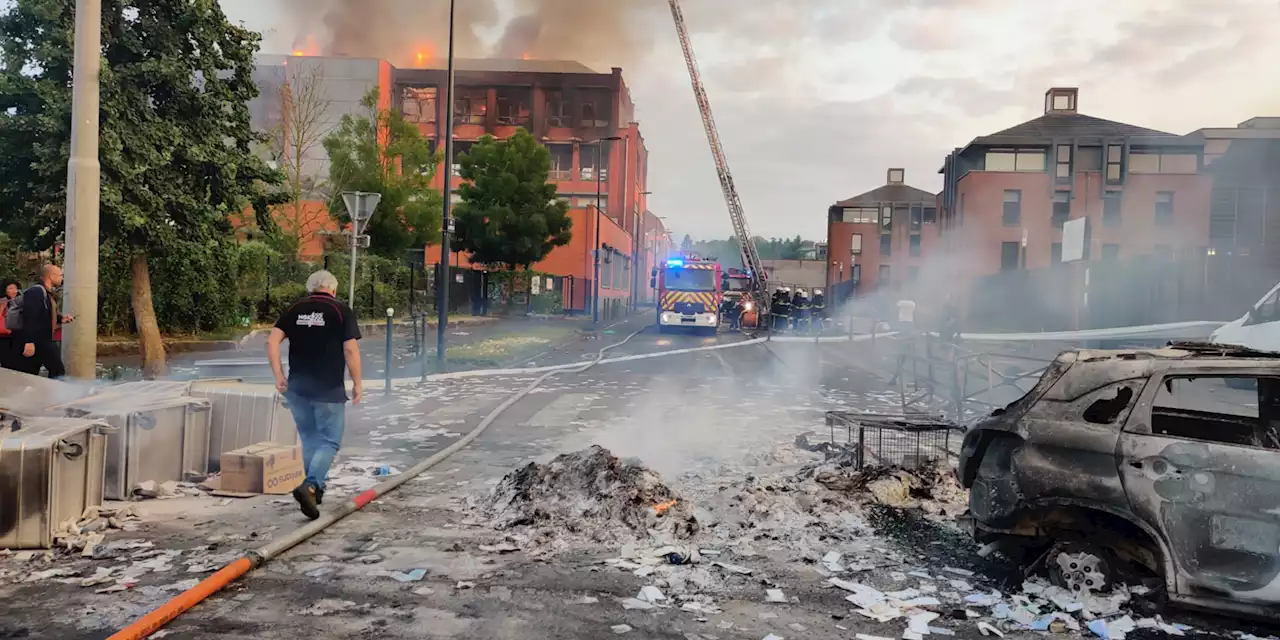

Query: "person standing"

xmin=18 ymin=265 xmax=72 ymax=378
xmin=0 ymin=280 xmax=19 ymax=369
xmin=266 ymin=270 xmax=362 ymax=520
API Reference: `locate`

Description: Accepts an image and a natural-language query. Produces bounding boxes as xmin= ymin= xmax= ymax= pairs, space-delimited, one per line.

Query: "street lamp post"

xmin=435 ymin=0 xmax=458 ymax=370
xmin=590 ymin=135 xmax=623 ymax=325
xmin=62 ymin=0 xmax=102 ymax=379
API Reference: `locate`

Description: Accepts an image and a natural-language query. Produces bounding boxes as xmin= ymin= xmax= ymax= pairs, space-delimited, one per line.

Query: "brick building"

xmin=249 ymin=55 xmax=670 ymax=314
xmin=826 ymin=168 xmax=939 ymax=298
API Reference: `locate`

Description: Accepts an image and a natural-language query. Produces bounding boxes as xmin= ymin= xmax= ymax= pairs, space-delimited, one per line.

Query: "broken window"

xmin=547 ymin=144 xmax=573 ymax=180
xmin=454 ymin=87 xmax=487 ymax=125
xmin=496 ymin=87 xmax=531 ymax=126
xmin=1081 ymin=382 xmax=1140 ymax=425
xmin=579 ymin=89 xmax=611 ymax=128
xmin=545 ymin=90 xmax=572 ymax=127
xmin=401 ymin=87 xmax=437 ymax=124
xmin=580 ymin=144 xmax=599 ymax=180
xmin=1151 ymin=376 xmax=1279 ymax=449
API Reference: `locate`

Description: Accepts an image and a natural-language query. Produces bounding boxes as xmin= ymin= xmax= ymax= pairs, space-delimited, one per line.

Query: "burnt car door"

xmin=1118 ymin=368 xmax=1280 ymax=604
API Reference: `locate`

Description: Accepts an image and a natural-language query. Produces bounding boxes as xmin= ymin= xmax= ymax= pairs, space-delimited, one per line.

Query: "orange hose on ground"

xmin=106 ymin=556 xmax=254 ymax=640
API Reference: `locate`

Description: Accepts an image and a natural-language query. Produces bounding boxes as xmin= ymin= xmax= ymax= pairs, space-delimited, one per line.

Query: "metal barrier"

xmin=823 ymin=412 xmax=958 ymax=469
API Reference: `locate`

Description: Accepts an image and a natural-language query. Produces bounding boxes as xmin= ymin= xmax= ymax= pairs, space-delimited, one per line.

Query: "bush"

xmin=262 ymin=282 xmax=307 ymax=321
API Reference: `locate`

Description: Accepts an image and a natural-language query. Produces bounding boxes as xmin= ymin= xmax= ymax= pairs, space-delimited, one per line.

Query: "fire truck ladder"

xmin=667 ymin=0 xmax=768 ymax=299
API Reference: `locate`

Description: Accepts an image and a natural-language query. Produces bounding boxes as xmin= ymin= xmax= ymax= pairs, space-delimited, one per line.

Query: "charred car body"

xmin=958 ymin=343 xmax=1280 ymax=618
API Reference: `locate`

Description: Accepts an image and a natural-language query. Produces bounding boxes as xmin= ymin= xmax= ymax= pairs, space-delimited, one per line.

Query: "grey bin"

xmin=0 ymin=413 xmax=108 ymax=549
xmin=187 ymin=380 xmax=299 ymax=472
xmin=192 ymin=359 xmax=278 ymax=384
xmin=58 ymin=394 xmax=212 ymax=500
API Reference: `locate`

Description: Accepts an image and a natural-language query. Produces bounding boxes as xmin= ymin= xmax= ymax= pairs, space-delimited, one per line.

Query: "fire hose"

xmin=108 ymin=325 xmax=650 ymax=639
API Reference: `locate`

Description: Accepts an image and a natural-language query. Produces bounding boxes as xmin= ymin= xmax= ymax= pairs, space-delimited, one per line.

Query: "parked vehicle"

xmin=957 ymin=343 xmax=1280 ymax=619
xmin=1210 ymin=281 xmax=1280 ymax=352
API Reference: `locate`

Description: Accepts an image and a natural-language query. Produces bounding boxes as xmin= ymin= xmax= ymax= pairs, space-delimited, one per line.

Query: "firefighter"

xmin=771 ymin=287 xmax=791 ymax=330
xmin=791 ymin=288 xmax=811 ymax=332
xmin=721 ymin=295 xmax=742 ymax=330
xmin=811 ymin=288 xmax=826 ymax=331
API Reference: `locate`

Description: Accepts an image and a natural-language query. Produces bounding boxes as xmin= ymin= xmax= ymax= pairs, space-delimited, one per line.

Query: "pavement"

xmin=0 ymin=320 xmax=1262 ymax=639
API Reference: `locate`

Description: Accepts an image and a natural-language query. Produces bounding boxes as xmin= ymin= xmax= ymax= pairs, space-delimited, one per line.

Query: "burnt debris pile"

xmin=477 ymin=445 xmax=699 ymax=544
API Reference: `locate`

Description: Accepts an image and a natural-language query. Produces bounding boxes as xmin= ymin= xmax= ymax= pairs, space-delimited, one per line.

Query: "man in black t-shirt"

xmin=267 ymin=270 xmax=363 ymax=520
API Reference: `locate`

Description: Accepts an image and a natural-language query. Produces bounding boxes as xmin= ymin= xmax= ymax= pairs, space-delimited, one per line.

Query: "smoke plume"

xmin=277 ymin=0 xmax=653 ymax=69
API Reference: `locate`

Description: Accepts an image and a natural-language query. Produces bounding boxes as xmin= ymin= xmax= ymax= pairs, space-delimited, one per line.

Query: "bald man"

xmin=18 ymin=264 xmax=72 ymax=378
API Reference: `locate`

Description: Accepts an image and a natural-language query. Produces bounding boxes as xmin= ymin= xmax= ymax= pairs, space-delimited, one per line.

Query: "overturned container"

xmin=0 ymin=368 xmax=94 ymax=415
xmin=0 ymin=413 xmax=108 ymax=549
xmin=59 ymin=393 xmax=213 ymax=500
xmin=188 ymin=380 xmax=298 ymax=472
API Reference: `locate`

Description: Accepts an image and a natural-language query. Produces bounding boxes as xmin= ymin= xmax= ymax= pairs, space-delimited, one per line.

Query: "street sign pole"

xmin=341 ymin=191 xmax=381 ymax=311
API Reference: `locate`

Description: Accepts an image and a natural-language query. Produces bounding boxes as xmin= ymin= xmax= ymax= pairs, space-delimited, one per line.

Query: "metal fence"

xmin=824 ymin=412 xmax=957 ymax=470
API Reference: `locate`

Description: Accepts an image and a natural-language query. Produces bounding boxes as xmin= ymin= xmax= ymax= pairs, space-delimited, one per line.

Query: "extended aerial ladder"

xmin=667 ymin=0 xmax=769 ymax=303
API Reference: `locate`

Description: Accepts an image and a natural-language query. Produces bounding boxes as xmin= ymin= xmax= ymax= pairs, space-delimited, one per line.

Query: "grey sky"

xmin=221 ymin=0 xmax=1280 ymax=241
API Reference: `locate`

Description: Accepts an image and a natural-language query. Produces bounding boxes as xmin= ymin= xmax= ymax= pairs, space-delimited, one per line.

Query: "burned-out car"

xmin=958 ymin=343 xmax=1280 ymax=618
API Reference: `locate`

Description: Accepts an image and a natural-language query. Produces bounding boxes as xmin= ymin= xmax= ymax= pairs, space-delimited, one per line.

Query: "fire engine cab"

xmin=650 ymin=253 xmax=722 ymax=335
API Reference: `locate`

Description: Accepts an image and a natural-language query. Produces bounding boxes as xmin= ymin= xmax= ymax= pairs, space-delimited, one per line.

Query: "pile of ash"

xmin=807 ymin=458 xmax=966 ymax=513
xmin=472 ymin=445 xmax=699 ymax=549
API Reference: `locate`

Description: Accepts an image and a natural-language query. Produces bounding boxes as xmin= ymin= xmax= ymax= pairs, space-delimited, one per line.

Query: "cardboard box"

xmin=220 ymin=442 xmax=305 ymax=495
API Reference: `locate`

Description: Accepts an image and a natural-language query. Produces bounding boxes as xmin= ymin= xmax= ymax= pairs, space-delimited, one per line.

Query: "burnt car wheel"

xmin=1048 ymin=542 xmax=1115 ymax=595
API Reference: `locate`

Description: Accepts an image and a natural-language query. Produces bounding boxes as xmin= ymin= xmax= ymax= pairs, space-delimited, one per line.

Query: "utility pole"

xmin=435 ymin=0 xmax=457 ymax=368
xmin=61 ymin=0 xmax=102 ymax=379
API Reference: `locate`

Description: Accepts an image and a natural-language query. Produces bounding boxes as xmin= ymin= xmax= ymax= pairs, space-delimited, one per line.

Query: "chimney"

xmin=887 ymin=168 xmax=905 ymax=184
xmin=1045 ymin=87 xmax=1078 ymax=114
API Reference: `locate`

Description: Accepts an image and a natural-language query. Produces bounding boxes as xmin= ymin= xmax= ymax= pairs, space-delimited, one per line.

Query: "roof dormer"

xmin=887 ymin=168 xmax=905 ymax=184
xmin=1044 ymin=87 xmax=1078 ymax=114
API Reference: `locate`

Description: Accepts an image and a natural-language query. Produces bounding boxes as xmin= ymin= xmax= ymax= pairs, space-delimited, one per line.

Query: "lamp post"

xmin=434 ymin=0 xmax=457 ymax=370
xmin=61 ymin=0 xmax=102 ymax=379
xmin=590 ymin=135 xmax=622 ymax=325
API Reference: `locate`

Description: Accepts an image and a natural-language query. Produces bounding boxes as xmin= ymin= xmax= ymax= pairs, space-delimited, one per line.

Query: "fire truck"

xmin=650 ymin=253 xmax=722 ymax=335
xmin=721 ymin=268 xmax=761 ymax=329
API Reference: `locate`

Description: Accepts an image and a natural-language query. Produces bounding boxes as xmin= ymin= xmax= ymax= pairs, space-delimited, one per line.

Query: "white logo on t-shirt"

xmin=296 ymin=312 xmax=326 ymax=327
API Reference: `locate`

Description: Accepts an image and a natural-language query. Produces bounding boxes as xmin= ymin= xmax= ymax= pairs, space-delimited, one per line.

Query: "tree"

xmin=0 ymin=0 xmax=282 ymax=377
xmin=452 ymin=130 xmax=571 ymax=269
xmin=263 ymin=61 xmax=332 ymax=256
xmin=323 ymin=88 xmax=442 ymax=259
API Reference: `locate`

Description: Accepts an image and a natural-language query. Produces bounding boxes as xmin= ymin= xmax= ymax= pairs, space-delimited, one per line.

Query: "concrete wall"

xmin=761 ymin=259 xmax=826 ymax=289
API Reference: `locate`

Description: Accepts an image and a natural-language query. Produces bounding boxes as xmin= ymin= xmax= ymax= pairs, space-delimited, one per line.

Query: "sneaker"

xmin=292 ymin=481 xmax=320 ymax=520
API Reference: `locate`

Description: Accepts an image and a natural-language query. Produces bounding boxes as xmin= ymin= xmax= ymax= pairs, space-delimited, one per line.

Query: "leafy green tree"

xmin=453 ymin=130 xmax=571 ymax=269
xmin=0 ymin=0 xmax=281 ymax=376
xmin=324 ymin=88 xmax=442 ymax=259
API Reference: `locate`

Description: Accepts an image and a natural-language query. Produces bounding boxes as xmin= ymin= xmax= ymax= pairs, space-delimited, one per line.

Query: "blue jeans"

xmin=285 ymin=392 xmax=346 ymax=491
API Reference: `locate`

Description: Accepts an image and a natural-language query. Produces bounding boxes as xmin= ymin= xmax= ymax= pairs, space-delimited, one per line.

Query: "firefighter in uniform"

xmin=791 ymin=288 xmax=811 ymax=332
xmin=811 ymin=288 xmax=826 ymax=331
xmin=771 ymin=287 xmax=791 ymax=331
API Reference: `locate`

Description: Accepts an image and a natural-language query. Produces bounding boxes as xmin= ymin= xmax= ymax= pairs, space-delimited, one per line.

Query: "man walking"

xmin=267 ymin=270 xmax=362 ymax=520
xmin=18 ymin=265 xmax=72 ymax=378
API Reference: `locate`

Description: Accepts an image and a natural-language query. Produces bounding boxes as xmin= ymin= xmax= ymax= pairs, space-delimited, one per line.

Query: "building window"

xmin=1055 ymin=145 xmax=1072 ymax=180
xmin=1102 ymin=244 xmax=1120 ymax=260
xmin=1051 ymin=242 xmax=1063 ymax=265
xmin=1103 ymin=191 xmax=1122 ymax=227
xmin=1052 ymin=192 xmax=1070 ymax=228
xmin=1000 ymin=242 xmax=1020 ymax=271
xmin=878 ymin=265 xmax=891 ymax=285
xmin=909 ymin=235 xmax=921 ymax=257
xmin=880 ymin=233 xmax=892 ymax=256
xmin=880 ymin=206 xmax=893 ymax=232
xmin=850 ymin=233 xmax=863 ymax=254
xmin=579 ymin=89 xmax=611 ymax=128
xmin=922 ymin=206 xmax=937 ymax=224
xmin=1051 ymin=93 xmax=1075 ymax=111
xmin=451 ymin=140 xmax=474 ymax=173
xmin=401 ymin=87 xmax=437 ymax=124
xmin=910 ymin=204 xmax=923 ymax=232
xmin=454 ymin=87 xmax=487 ymax=125
xmin=888 ymin=168 xmax=905 ymax=183
xmin=547 ymin=144 xmax=573 ymax=181
xmin=908 ymin=266 xmax=920 ymax=282
xmin=545 ymin=90 xmax=572 ymax=127
xmin=1003 ymin=190 xmax=1021 ymax=226
xmin=580 ymin=144 xmax=610 ymax=181
xmin=1155 ymin=191 xmax=1174 ymax=225
xmin=985 ymin=149 xmax=1046 ymax=172
xmin=842 ymin=207 xmax=877 ymax=223
xmin=1128 ymin=151 xmax=1198 ymax=174
xmin=496 ymin=87 xmax=531 ymax=126
xmin=1106 ymin=144 xmax=1123 ymax=183
xmin=851 ymin=264 xmax=862 ymax=283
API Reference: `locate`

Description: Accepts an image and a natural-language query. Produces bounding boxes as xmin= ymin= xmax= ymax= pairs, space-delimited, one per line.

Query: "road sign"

xmin=446 ymin=218 xmax=456 ymax=233
xmin=341 ymin=191 xmax=382 ymax=224
xmin=353 ymin=235 xmax=371 ymax=248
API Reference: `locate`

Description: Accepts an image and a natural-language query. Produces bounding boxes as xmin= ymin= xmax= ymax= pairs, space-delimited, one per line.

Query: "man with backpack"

xmin=17 ymin=264 xmax=73 ymax=378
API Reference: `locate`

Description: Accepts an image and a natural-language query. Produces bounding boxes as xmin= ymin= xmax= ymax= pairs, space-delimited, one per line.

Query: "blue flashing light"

xmin=666 ymin=258 xmax=684 ymax=268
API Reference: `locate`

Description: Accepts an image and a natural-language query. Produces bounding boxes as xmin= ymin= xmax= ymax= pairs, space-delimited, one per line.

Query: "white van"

xmin=1209 ymin=281 xmax=1280 ymax=352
